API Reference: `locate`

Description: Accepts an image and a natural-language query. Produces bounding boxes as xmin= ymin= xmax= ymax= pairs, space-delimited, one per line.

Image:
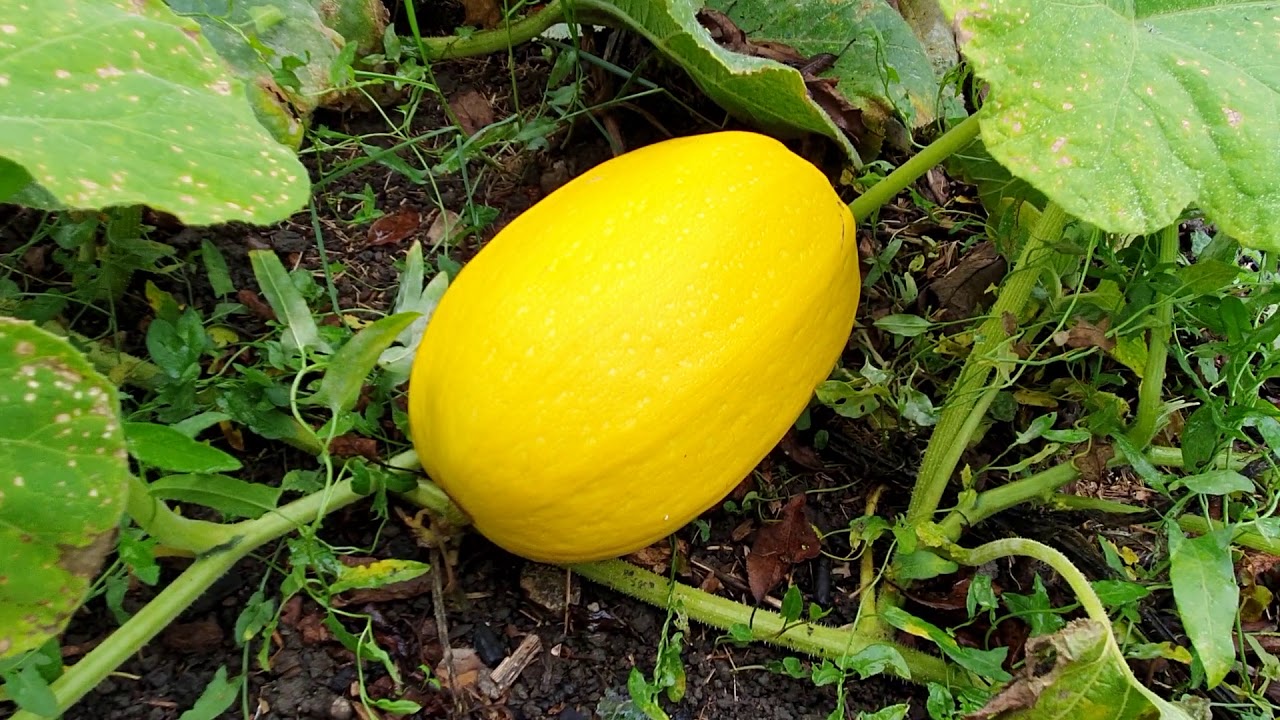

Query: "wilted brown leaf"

xmin=329 ymin=434 xmax=379 ymax=460
xmin=461 ymin=0 xmax=502 ymax=27
xmin=449 ymin=88 xmax=495 ymax=136
xmin=1053 ymin=317 xmax=1116 ymax=351
xmin=779 ymin=429 xmax=824 ymax=470
xmin=1071 ymin=443 xmax=1114 ymax=485
xmin=746 ymin=494 xmax=821 ymax=602
xmin=425 ymin=209 xmax=463 ymax=246
xmin=237 ymin=288 xmax=276 ymax=321
xmin=366 ymin=209 xmax=420 ymax=247
xmin=927 ymin=241 xmax=1007 ymax=320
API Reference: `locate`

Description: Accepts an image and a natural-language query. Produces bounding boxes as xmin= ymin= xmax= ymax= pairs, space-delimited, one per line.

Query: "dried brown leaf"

xmin=425 ymin=209 xmax=463 ymax=246
xmin=329 ymin=434 xmax=379 ymax=460
xmin=746 ymin=494 xmax=821 ymax=602
xmin=1072 ymin=443 xmax=1114 ymax=485
xmin=461 ymin=0 xmax=502 ymax=27
xmin=366 ymin=209 xmax=420 ymax=247
xmin=237 ymin=288 xmax=276 ymax=321
xmin=449 ymin=88 xmax=495 ymax=136
xmin=927 ymin=241 xmax=1007 ymax=320
xmin=1053 ymin=317 xmax=1116 ymax=351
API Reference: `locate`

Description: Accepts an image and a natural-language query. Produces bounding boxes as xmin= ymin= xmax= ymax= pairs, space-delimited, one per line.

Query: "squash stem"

xmin=847 ymin=112 xmax=983 ymax=222
xmin=15 ymin=480 xmax=369 ymax=719
xmin=905 ymin=201 xmax=1069 ymax=526
xmin=1126 ymin=224 xmax=1179 ymax=447
xmin=411 ymin=0 xmax=568 ymax=60
xmin=125 ymin=475 xmax=238 ymax=555
xmin=568 ymin=559 xmax=970 ymax=688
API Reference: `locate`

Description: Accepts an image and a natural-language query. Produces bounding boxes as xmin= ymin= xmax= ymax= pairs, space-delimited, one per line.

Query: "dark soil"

xmin=0 ymin=3 xmax=1199 ymax=719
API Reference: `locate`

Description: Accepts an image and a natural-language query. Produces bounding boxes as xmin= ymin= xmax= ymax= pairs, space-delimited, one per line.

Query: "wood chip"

xmin=485 ymin=634 xmax=542 ymax=699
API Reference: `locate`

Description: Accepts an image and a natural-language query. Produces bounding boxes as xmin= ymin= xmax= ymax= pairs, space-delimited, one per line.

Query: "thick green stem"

xmin=907 ymin=203 xmax=1070 ymax=525
xmin=125 ymin=475 xmax=237 ymax=555
xmin=1127 ymin=225 xmax=1179 ymax=447
xmin=949 ymin=538 xmax=1108 ymax=623
xmin=569 ymin=559 xmax=967 ymax=687
xmin=848 ymin=113 xmax=983 ymax=222
xmin=15 ymin=481 xmax=368 ymax=719
xmin=419 ymin=0 xmax=567 ymax=60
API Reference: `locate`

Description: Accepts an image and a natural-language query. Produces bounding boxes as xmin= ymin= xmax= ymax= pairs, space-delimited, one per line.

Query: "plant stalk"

xmin=419 ymin=0 xmax=567 ymax=60
xmin=125 ymin=475 xmax=238 ymax=555
xmin=1126 ymin=224 xmax=1179 ymax=447
xmin=15 ymin=480 xmax=369 ymax=719
xmin=947 ymin=538 xmax=1108 ymax=623
xmin=568 ymin=559 xmax=967 ymax=688
xmin=906 ymin=201 xmax=1070 ymax=525
xmin=848 ymin=113 xmax=983 ymax=222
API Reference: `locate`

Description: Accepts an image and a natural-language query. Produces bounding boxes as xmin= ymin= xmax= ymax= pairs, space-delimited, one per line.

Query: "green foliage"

xmin=0 ymin=319 xmax=130 ymax=659
xmin=0 ymin=0 xmax=310 ymax=225
xmin=942 ymin=0 xmax=1280 ymax=250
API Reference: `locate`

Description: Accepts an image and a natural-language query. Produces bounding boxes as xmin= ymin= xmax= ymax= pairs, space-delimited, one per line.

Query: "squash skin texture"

xmin=408 ymin=131 xmax=860 ymax=564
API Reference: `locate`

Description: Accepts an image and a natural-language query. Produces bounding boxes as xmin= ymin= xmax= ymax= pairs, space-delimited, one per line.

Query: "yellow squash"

xmin=408 ymin=131 xmax=860 ymax=563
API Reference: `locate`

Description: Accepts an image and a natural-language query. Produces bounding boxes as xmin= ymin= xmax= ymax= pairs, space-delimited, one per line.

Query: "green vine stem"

xmin=125 ymin=475 xmax=239 ymax=556
xmin=13 ymin=479 xmax=371 ymax=720
xmin=414 ymin=0 xmax=569 ymax=60
xmin=948 ymin=538 xmax=1108 ymax=621
xmin=1127 ymin=224 xmax=1179 ymax=447
xmin=906 ymin=201 xmax=1070 ymax=525
xmin=568 ymin=559 xmax=969 ymax=688
xmin=848 ymin=113 xmax=982 ymax=222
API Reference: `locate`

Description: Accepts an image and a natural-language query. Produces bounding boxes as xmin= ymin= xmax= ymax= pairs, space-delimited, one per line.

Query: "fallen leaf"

xmin=329 ymin=434 xmax=379 ymax=460
xmin=926 ymin=241 xmax=1007 ymax=320
xmin=1071 ymin=443 xmax=1114 ymax=485
xmin=746 ymin=494 xmax=821 ymax=602
xmin=435 ymin=648 xmax=491 ymax=692
xmin=366 ymin=208 xmax=420 ymax=247
xmin=627 ymin=545 xmax=675 ymax=575
xmin=461 ymin=0 xmax=502 ymax=27
xmin=449 ymin=88 xmax=495 ymax=136
xmin=425 ymin=209 xmax=463 ymax=246
xmin=237 ymin=288 xmax=276 ymax=321
xmin=779 ymin=429 xmax=824 ymax=470
xmin=330 ymin=557 xmax=434 ymax=607
xmin=160 ymin=616 xmax=223 ymax=653
xmin=1053 ymin=317 xmax=1116 ymax=351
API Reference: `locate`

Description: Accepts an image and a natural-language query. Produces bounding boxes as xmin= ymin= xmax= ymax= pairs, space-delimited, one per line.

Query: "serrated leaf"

xmin=1167 ymin=524 xmax=1237 ymax=688
xmin=574 ymin=0 xmax=858 ymax=161
xmin=0 ymin=319 xmax=130 ymax=659
xmin=124 ymin=422 xmax=242 ymax=473
xmin=248 ymin=250 xmax=330 ymax=355
xmin=149 ymin=473 xmax=283 ymax=519
xmin=327 ymin=559 xmax=431 ymax=595
xmin=705 ymin=0 xmax=949 ymax=128
xmin=945 ymin=0 xmax=1280 ymax=251
xmin=881 ymin=605 xmax=1011 ymax=681
xmin=0 ymin=0 xmax=309 ymax=225
xmin=307 ymin=312 xmax=419 ymax=414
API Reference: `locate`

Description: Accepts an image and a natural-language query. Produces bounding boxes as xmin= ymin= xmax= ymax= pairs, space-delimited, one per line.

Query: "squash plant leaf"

xmin=0 ymin=0 xmax=310 ymax=226
xmin=943 ymin=0 xmax=1280 ymax=252
xmin=576 ymin=0 xmax=859 ymax=162
xmin=702 ymin=0 xmax=956 ymax=130
xmin=0 ymin=319 xmax=130 ymax=659
xmin=969 ymin=619 xmax=1207 ymax=720
xmin=166 ymin=0 xmax=390 ymax=147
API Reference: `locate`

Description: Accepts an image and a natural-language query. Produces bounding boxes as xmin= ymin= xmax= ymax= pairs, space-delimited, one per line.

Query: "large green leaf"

xmin=167 ymin=0 xmax=388 ymax=147
xmin=705 ymin=0 xmax=951 ymax=130
xmin=0 ymin=0 xmax=310 ymax=226
xmin=944 ymin=0 xmax=1280 ymax=251
xmin=577 ymin=0 xmax=859 ymax=161
xmin=0 ymin=319 xmax=130 ymax=659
